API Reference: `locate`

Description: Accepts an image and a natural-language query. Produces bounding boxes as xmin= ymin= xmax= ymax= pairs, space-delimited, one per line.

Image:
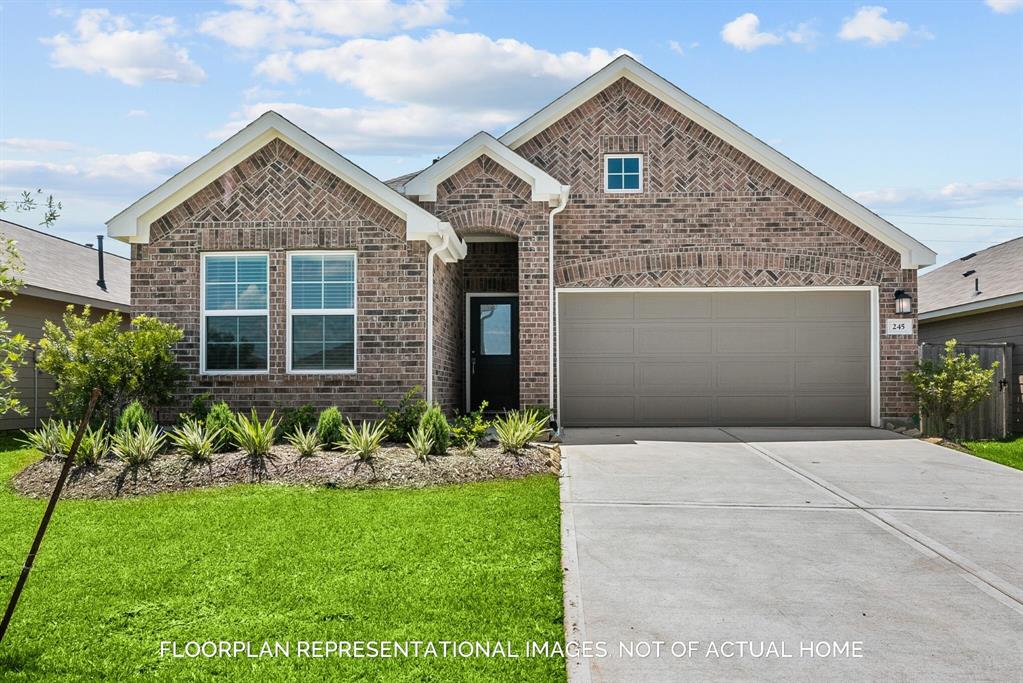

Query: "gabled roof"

xmin=107 ymin=111 xmax=465 ymax=262
xmin=404 ymin=132 xmax=567 ymax=206
xmin=499 ymin=55 xmax=936 ymax=269
xmin=1 ymin=219 xmax=130 ymax=309
xmin=919 ymin=236 xmax=1023 ymax=320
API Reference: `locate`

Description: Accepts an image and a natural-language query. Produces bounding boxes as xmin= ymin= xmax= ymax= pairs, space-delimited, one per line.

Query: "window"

xmin=479 ymin=303 xmax=512 ymax=355
xmin=604 ymin=154 xmax=642 ymax=192
xmin=202 ymin=253 xmax=269 ymax=373
xmin=288 ymin=252 xmax=356 ymax=372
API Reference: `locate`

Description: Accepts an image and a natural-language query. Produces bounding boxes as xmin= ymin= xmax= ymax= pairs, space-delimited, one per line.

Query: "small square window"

xmin=604 ymin=154 xmax=642 ymax=193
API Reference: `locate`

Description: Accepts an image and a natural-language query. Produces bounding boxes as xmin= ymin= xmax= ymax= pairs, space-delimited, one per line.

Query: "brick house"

xmin=108 ymin=56 xmax=935 ymax=428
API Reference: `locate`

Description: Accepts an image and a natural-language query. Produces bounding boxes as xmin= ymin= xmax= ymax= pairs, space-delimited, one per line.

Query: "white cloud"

xmin=838 ymin=6 xmax=909 ymax=45
xmin=668 ymin=40 xmax=685 ymax=56
xmin=0 ymin=138 xmax=80 ymax=152
xmin=853 ymin=178 xmax=1023 ymax=211
xmin=986 ymin=0 xmax=1023 ymax=13
xmin=199 ymin=0 xmax=453 ymax=50
xmin=787 ymin=21 xmax=820 ymax=47
xmin=721 ymin=13 xmax=784 ymax=51
xmin=0 ymin=152 xmax=191 ymax=192
xmin=126 ymin=109 xmax=149 ymax=118
xmin=44 ymin=9 xmax=205 ymax=85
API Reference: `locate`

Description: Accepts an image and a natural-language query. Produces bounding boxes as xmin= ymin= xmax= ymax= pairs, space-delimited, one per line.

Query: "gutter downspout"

xmin=548 ymin=187 xmax=570 ymax=432
xmin=426 ymin=233 xmax=451 ymax=404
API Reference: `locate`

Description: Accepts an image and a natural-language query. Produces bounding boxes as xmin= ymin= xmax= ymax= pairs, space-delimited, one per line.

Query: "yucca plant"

xmin=407 ymin=424 xmax=434 ymax=463
xmin=286 ymin=424 xmax=321 ymax=458
xmin=228 ymin=409 xmax=278 ymax=458
xmin=111 ymin=424 xmax=165 ymax=467
xmin=461 ymin=437 xmax=478 ymax=457
xmin=337 ymin=419 xmax=387 ymax=468
xmin=169 ymin=417 xmax=221 ymax=462
xmin=494 ymin=408 xmax=548 ymax=454
xmin=19 ymin=419 xmax=65 ymax=456
xmin=56 ymin=420 xmax=78 ymax=456
xmin=76 ymin=423 xmax=111 ymax=465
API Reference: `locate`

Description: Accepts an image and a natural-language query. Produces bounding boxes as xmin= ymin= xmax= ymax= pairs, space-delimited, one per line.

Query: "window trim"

xmin=603 ymin=153 xmax=643 ymax=193
xmin=286 ymin=250 xmax=358 ymax=375
xmin=199 ymin=251 xmax=271 ymax=376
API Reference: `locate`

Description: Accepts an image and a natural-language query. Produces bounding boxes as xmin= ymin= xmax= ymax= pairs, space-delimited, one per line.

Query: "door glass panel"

xmin=480 ymin=303 xmax=511 ymax=356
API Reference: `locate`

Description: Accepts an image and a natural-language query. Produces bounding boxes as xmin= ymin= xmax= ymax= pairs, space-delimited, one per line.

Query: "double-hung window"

xmin=202 ymin=253 xmax=269 ymax=373
xmin=288 ymin=252 xmax=357 ymax=373
xmin=604 ymin=154 xmax=642 ymax=192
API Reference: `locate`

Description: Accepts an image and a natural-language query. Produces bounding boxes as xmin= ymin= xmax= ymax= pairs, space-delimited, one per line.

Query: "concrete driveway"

xmin=559 ymin=428 xmax=1023 ymax=683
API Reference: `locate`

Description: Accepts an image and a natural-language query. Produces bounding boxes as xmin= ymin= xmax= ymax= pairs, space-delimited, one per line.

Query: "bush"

xmin=494 ymin=408 xmax=548 ymax=454
xmin=77 ymin=424 xmax=111 ymax=465
xmin=903 ymin=338 xmax=998 ymax=441
xmin=451 ymin=400 xmax=491 ymax=447
xmin=37 ymin=306 xmax=184 ymax=425
xmin=111 ymin=424 xmax=165 ymax=467
xmin=19 ymin=419 xmax=64 ymax=456
xmin=337 ymin=419 xmax=386 ymax=463
xmin=407 ymin=424 xmax=434 ymax=463
xmin=179 ymin=391 xmax=214 ymax=423
xmin=228 ymin=410 xmax=278 ymax=458
xmin=461 ymin=438 xmax=477 ymax=457
xmin=280 ymin=404 xmax=317 ymax=441
xmin=316 ymin=407 xmax=344 ymax=450
xmin=419 ymin=404 xmax=450 ymax=456
xmin=169 ymin=418 xmax=221 ymax=462
xmin=375 ymin=386 xmax=428 ymax=443
xmin=286 ymin=425 xmax=321 ymax=458
xmin=116 ymin=400 xmax=155 ymax=435
xmin=204 ymin=401 xmax=234 ymax=451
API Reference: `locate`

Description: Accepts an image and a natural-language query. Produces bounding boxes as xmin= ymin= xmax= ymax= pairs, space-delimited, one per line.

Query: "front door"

xmin=468 ymin=295 xmax=519 ymax=412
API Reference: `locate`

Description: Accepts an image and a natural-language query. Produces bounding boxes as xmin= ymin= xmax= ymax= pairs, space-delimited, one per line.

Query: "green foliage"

xmin=450 ymin=400 xmax=491 ymax=447
xmin=375 ymin=386 xmax=428 ymax=443
xmin=37 ymin=306 xmax=184 ymax=425
xmin=494 ymin=408 xmax=548 ymax=454
xmin=55 ymin=420 xmax=78 ymax=456
xmin=228 ymin=410 xmax=278 ymax=458
xmin=418 ymin=404 xmax=450 ymax=456
xmin=77 ymin=424 xmax=111 ymax=465
xmin=461 ymin=438 xmax=477 ymax=457
xmin=204 ymin=401 xmax=234 ymax=451
xmin=285 ymin=425 xmax=321 ymax=458
xmin=19 ymin=419 xmax=64 ymax=455
xmin=279 ymin=404 xmax=317 ymax=442
xmin=0 ymin=235 xmax=29 ymax=416
xmin=20 ymin=419 xmax=109 ymax=465
xmin=179 ymin=391 xmax=214 ymax=423
xmin=316 ymin=407 xmax=344 ymax=450
xmin=523 ymin=405 xmax=553 ymax=423
xmin=116 ymin=399 xmax=155 ymax=435
xmin=407 ymin=424 xmax=434 ymax=463
xmin=111 ymin=424 xmax=165 ymax=467
xmin=169 ymin=418 xmax=221 ymax=463
xmin=337 ymin=419 xmax=387 ymax=462
xmin=903 ymin=338 xmax=998 ymax=441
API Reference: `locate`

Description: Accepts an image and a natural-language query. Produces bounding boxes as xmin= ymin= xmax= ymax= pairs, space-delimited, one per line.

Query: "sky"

xmin=1 ymin=0 xmax=1021 ymax=267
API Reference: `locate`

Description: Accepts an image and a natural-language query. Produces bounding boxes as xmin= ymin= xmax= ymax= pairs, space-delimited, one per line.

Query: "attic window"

xmin=604 ymin=154 xmax=642 ymax=193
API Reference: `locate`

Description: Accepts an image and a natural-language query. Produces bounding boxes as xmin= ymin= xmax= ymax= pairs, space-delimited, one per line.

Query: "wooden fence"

xmin=918 ymin=342 xmax=1014 ymax=440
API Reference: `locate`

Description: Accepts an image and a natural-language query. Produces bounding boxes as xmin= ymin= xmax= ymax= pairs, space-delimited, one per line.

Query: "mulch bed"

xmin=12 ymin=443 xmax=560 ymax=500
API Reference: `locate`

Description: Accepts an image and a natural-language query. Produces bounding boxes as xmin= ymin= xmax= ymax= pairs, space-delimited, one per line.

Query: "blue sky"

xmin=1 ymin=0 xmax=1021 ymax=265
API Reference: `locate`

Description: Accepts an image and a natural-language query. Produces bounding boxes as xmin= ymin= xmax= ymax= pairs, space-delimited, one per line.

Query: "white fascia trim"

xmin=106 ymin=111 xmax=466 ymax=262
xmin=500 ymin=55 xmax=936 ymax=270
xmin=919 ymin=291 xmax=1023 ymax=322
xmin=405 ymin=131 xmax=565 ymax=206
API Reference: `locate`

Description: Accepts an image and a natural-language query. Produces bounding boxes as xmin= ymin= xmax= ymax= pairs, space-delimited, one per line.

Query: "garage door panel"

xmin=715 ymin=326 xmax=792 ymax=354
xmin=796 ymin=359 xmax=869 ymax=390
xmin=636 ymin=326 xmax=713 ymax=354
xmin=561 ymin=325 xmax=635 ymax=354
xmin=635 ymin=293 xmax=712 ymax=320
xmin=795 ymin=324 xmax=868 ymax=355
xmin=635 ymin=396 xmax=713 ymax=423
xmin=713 ymin=292 xmax=794 ymax=319
xmin=717 ymin=396 xmax=794 ymax=423
xmin=560 ymin=293 xmax=635 ymax=320
xmin=638 ymin=362 xmax=713 ymax=393
xmin=795 ymin=396 xmax=869 ymax=424
xmin=561 ymin=396 xmax=635 ymax=424
xmin=717 ymin=360 xmax=794 ymax=392
xmin=560 ymin=360 xmax=634 ymax=395
xmin=795 ymin=291 xmax=871 ymax=320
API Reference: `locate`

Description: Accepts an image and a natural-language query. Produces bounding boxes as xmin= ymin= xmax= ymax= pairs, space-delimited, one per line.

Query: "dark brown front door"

xmin=469 ymin=296 xmax=519 ymax=412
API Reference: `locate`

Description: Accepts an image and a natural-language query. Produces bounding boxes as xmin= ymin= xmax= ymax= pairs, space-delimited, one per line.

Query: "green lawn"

xmin=964 ymin=435 xmax=1023 ymax=471
xmin=0 ymin=436 xmax=565 ymax=681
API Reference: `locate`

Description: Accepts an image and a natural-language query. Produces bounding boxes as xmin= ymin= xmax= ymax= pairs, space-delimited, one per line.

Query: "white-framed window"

xmin=287 ymin=251 xmax=357 ymax=373
xmin=604 ymin=154 xmax=642 ymax=193
xmin=201 ymin=252 xmax=269 ymax=374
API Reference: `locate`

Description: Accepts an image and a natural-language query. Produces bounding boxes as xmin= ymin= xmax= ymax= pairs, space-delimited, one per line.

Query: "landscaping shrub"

xmin=229 ymin=410 xmax=278 ymax=458
xmin=37 ymin=306 xmax=184 ymax=425
xmin=111 ymin=424 xmax=165 ymax=467
xmin=316 ymin=407 xmax=344 ymax=450
xmin=407 ymin=424 xmax=434 ymax=463
xmin=903 ymin=338 xmax=997 ymax=440
xmin=204 ymin=401 xmax=234 ymax=451
xmin=450 ymin=400 xmax=491 ymax=447
xmin=494 ymin=408 xmax=548 ymax=454
xmin=77 ymin=424 xmax=111 ymax=465
xmin=179 ymin=391 xmax=214 ymax=423
xmin=375 ymin=386 xmax=428 ymax=443
xmin=280 ymin=404 xmax=317 ymax=441
xmin=461 ymin=438 xmax=477 ymax=457
xmin=285 ymin=425 xmax=321 ymax=458
xmin=169 ymin=417 xmax=221 ymax=462
xmin=337 ymin=419 xmax=387 ymax=463
xmin=116 ymin=399 xmax=155 ymax=435
xmin=19 ymin=419 xmax=64 ymax=456
xmin=419 ymin=404 xmax=450 ymax=456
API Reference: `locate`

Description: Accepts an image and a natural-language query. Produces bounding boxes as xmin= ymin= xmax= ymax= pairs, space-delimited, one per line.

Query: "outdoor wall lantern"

xmin=894 ymin=289 xmax=913 ymax=315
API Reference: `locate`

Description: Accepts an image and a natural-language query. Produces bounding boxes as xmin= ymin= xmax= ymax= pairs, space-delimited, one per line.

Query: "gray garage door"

xmin=558 ymin=290 xmax=871 ymax=427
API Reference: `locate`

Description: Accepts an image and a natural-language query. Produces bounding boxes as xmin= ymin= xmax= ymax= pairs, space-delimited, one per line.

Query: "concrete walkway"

xmin=559 ymin=428 xmax=1023 ymax=683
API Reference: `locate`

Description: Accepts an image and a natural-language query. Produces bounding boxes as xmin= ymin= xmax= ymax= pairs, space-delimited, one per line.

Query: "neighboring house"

xmin=0 ymin=219 xmax=130 ymax=430
xmin=108 ymin=56 xmax=935 ymax=428
xmin=919 ymin=236 xmax=1023 ymax=434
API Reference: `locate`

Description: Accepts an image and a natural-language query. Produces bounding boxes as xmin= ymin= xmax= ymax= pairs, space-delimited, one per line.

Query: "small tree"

xmin=903 ymin=339 xmax=997 ymax=440
xmin=37 ymin=306 xmax=184 ymax=425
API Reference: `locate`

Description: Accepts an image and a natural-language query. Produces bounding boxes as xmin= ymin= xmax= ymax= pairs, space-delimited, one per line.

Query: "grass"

xmin=0 ymin=434 xmax=565 ymax=681
xmin=964 ymin=435 xmax=1023 ymax=471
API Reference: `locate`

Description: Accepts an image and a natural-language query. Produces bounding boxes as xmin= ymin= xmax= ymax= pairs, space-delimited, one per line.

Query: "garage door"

xmin=558 ymin=290 xmax=871 ymax=427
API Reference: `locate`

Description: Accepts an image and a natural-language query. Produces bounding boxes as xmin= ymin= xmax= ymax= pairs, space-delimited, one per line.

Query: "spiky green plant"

xmin=19 ymin=419 xmax=65 ymax=455
xmin=76 ymin=423 xmax=111 ymax=465
xmin=286 ymin=424 xmax=321 ymax=458
xmin=56 ymin=420 xmax=78 ymax=456
xmin=228 ymin=410 xmax=278 ymax=458
xmin=494 ymin=408 xmax=548 ymax=454
xmin=337 ymin=419 xmax=387 ymax=464
xmin=407 ymin=424 xmax=434 ymax=463
xmin=461 ymin=437 xmax=478 ymax=457
xmin=169 ymin=417 xmax=221 ymax=462
xmin=111 ymin=424 xmax=165 ymax=467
